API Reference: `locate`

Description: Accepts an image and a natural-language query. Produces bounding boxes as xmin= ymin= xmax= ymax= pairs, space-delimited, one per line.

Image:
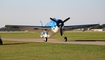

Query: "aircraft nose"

xmin=59 ymin=23 xmax=62 ymax=25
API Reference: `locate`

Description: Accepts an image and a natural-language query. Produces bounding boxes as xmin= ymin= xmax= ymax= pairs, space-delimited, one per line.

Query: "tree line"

xmin=91 ymin=24 xmax=105 ymax=29
xmin=0 ymin=27 xmax=21 ymax=31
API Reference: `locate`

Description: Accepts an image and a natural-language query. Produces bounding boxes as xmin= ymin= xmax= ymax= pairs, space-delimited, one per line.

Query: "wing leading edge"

xmin=64 ymin=24 xmax=99 ymax=30
xmin=5 ymin=25 xmax=51 ymax=32
xmin=5 ymin=24 xmax=99 ymax=31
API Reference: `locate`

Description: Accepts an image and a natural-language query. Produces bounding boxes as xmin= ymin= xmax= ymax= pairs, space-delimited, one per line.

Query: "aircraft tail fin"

xmin=40 ymin=21 xmax=43 ymax=26
xmin=98 ymin=21 xmax=100 ymax=25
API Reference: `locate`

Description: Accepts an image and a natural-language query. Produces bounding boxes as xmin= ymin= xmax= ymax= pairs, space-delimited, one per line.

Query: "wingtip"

xmin=68 ymin=17 xmax=70 ymax=19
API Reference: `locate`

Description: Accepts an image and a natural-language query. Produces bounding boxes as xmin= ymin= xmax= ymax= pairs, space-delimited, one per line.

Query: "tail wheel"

xmin=44 ymin=37 xmax=48 ymax=42
xmin=64 ymin=37 xmax=67 ymax=42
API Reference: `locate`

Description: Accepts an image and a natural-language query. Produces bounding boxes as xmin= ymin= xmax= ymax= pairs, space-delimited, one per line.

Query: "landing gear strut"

xmin=64 ymin=37 xmax=67 ymax=42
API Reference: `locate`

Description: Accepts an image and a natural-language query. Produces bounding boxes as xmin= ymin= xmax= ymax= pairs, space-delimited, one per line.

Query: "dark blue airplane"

xmin=5 ymin=17 xmax=99 ymax=42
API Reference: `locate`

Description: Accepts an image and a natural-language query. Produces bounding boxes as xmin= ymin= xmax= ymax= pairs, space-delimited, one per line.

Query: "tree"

xmin=91 ymin=24 xmax=102 ymax=29
xmin=0 ymin=27 xmax=21 ymax=31
xmin=101 ymin=24 xmax=105 ymax=28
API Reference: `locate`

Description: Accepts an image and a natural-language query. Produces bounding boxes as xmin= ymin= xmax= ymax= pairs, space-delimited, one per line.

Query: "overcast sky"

xmin=0 ymin=0 xmax=105 ymax=27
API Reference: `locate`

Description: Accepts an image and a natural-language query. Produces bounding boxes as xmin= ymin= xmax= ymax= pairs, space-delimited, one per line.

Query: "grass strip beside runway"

xmin=0 ymin=32 xmax=105 ymax=40
xmin=0 ymin=41 xmax=105 ymax=60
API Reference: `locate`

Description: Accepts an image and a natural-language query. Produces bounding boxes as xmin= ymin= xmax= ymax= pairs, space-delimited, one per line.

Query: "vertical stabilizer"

xmin=40 ymin=21 xmax=43 ymax=26
xmin=98 ymin=21 xmax=100 ymax=25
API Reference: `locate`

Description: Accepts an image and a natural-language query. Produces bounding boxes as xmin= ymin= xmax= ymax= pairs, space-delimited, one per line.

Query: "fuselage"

xmin=40 ymin=19 xmax=60 ymax=38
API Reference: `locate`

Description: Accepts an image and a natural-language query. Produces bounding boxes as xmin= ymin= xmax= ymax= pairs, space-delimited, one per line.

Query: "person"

xmin=0 ymin=36 xmax=3 ymax=45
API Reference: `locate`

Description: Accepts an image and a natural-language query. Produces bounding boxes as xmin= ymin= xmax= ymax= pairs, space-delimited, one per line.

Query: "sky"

xmin=0 ymin=0 xmax=105 ymax=27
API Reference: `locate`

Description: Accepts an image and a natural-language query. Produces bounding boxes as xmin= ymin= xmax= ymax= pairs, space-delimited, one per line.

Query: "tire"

xmin=64 ymin=37 xmax=67 ymax=42
xmin=45 ymin=37 xmax=48 ymax=42
xmin=0 ymin=38 xmax=3 ymax=45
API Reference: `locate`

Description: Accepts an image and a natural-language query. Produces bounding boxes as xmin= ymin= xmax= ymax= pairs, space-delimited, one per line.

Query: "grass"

xmin=0 ymin=32 xmax=39 ymax=38
xmin=0 ymin=32 xmax=105 ymax=60
xmin=0 ymin=41 xmax=105 ymax=60
xmin=53 ymin=32 xmax=105 ymax=40
xmin=0 ymin=31 xmax=105 ymax=40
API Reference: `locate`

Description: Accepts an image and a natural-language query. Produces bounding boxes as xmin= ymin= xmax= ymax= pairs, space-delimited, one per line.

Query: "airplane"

xmin=5 ymin=17 xmax=99 ymax=42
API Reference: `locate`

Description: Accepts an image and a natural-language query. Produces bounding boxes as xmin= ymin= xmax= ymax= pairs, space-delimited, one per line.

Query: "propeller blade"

xmin=63 ymin=17 xmax=70 ymax=22
xmin=50 ymin=18 xmax=57 ymax=22
xmin=50 ymin=17 xmax=70 ymax=36
xmin=60 ymin=26 xmax=63 ymax=36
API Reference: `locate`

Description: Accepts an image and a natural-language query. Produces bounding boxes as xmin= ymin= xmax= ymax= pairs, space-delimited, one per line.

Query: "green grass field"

xmin=0 ymin=32 xmax=105 ymax=40
xmin=0 ymin=32 xmax=105 ymax=60
xmin=0 ymin=41 xmax=105 ymax=60
xmin=53 ymin=32 xmax=105 ymax=40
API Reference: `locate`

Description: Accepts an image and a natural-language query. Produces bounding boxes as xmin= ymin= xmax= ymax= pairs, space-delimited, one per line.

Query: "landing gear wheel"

xmin=0 ymin=38 xmax=3 ymax=45
xmin=64 ymin=37 xmax=67 ymax=42
xmin=44 ymin=37 xmax=48 ymax=42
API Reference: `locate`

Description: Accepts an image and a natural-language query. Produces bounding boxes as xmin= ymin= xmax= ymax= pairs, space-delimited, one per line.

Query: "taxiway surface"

xmin=3 ymin=38 xmax=105 ymax=45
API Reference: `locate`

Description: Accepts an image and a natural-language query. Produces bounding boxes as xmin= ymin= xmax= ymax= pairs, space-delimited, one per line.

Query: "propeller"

xmin=50 ymin=17 xmax=70 ymax=36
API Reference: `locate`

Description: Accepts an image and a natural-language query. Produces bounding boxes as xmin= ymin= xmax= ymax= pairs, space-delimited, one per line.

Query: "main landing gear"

xmin=44 ymin=37 xmax=48 ymax=42
xmin=44 ymin=37 xmax=67 ymax=42
xmin=42 ymin=31 xmax=67 ymax=42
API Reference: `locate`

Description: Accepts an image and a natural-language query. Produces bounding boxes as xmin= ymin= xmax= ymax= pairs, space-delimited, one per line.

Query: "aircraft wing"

xmin=5 ymin=25 xmax=51 ymax=32
xmin=64 ymin=24 xmax=99 ymax=30
xmin=5 ymin=24 xmax=99 ymax=31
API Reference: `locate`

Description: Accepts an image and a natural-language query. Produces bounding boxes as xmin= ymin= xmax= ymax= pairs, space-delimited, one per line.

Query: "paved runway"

xmin=2 ymin=38 xmax=105 ymax=45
